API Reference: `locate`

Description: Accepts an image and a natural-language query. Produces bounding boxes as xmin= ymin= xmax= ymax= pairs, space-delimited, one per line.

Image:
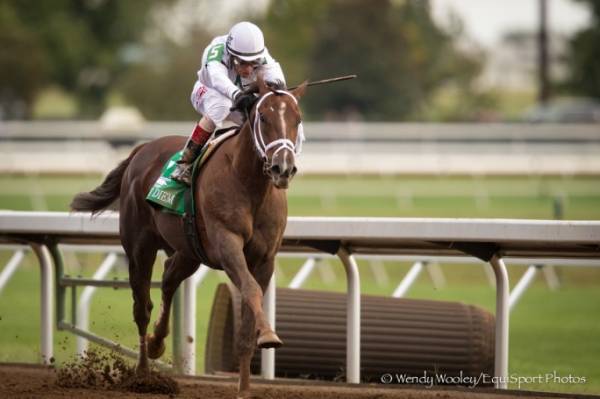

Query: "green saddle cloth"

xmin=145 ymin=150 xmax=201 ymax=216
xmin=145 ymin=127 xmax=238 ymax=216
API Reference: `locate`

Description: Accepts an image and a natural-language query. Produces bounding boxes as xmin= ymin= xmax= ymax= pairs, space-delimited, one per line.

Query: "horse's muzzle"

xmin=270 ymin=162 xmax=297 ymax=189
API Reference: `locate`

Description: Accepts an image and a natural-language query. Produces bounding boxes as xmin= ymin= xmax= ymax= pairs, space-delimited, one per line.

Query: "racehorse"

xmin=71 ymin=76 xmax=307 ymax=398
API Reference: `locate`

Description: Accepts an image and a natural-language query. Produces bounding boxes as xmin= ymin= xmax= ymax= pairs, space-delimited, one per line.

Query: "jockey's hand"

xmin=266 ymin=79 xmax=286 ymax=90
xmin=243 ymin=82 xmax=258 ymax=94
xmin=231 ymin=92 xmax=256 ymax=112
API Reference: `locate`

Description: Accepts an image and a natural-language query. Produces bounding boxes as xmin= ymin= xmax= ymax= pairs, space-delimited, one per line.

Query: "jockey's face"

xmin=232 ymin=57 xmax=261 ymax=78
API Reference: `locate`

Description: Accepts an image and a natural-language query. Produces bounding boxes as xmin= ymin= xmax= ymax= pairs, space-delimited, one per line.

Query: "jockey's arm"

xmin=205 ymin=61 xmax=242 ymax=101
xmin=261 ymin=49 xmax=286 ymax=89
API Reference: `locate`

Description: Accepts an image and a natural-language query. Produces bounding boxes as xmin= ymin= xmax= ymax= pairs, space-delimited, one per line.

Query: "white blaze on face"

xmin=278 ymin=101 xmax=290 ymax=174
xmin=278 ymin=102 xmax=287 ymax=138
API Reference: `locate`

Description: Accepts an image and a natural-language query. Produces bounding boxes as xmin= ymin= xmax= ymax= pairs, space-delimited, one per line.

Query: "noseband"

xmin=250 ymin=90 xmax=304 ymax=175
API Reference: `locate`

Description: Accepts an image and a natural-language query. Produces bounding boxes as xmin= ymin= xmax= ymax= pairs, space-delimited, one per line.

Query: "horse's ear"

xmin=291 ymin=80 xmax=308 ymax=100
xmin=257 ymin=73 xmax=269 ymax=96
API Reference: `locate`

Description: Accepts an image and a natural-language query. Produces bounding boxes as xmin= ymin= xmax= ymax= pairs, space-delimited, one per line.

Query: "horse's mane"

xmin=236 ymin=85 xmax=289 ymax=116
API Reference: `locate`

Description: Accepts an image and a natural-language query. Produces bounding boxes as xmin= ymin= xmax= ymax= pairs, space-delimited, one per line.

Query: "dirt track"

xmin=0 ymin=363 xmax=591 ymax=399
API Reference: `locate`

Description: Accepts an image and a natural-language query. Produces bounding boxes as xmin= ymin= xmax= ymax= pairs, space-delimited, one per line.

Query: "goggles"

xmin=232 ymin=57 xmax=263 ymax=69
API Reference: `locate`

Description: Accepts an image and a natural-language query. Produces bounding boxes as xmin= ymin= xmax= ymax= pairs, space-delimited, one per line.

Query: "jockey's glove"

xmin=266 ymin=79 xmax=286 ymax=90
xmin=232 ymin=92 xmax=257 ymax=112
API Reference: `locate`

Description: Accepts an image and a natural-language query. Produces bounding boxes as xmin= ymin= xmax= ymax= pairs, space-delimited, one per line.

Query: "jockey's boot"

xmin=170 ymin=122 xmax=212 ymax=185
xmin=170 ymin=140 xmax=200 ymax=185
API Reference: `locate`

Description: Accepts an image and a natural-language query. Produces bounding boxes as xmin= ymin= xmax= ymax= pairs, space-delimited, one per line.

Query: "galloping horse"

xmin=71 ymin=77 xmax=307 ymax=398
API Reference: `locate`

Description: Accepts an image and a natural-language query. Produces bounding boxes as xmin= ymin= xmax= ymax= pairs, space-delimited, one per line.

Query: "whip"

xmin=287 ymin=74 xmax=357 ymax=90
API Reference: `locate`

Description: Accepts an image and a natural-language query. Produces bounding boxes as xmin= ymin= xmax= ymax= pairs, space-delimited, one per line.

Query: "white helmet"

xmin=226 ymin=22 xmax=265 ymax=61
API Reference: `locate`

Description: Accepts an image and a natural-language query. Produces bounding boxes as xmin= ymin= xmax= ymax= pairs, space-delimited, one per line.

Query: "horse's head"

xmin=249 ymin=77 xmax=307 ymax=189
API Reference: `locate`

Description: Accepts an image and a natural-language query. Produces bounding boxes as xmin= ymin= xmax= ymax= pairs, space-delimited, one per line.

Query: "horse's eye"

xmin=259 ymin=113 xmax=266 ymax=123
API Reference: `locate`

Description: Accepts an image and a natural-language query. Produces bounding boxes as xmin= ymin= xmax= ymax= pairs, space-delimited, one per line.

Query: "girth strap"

xmin=183 ymin=189 xmax=209 ymax=263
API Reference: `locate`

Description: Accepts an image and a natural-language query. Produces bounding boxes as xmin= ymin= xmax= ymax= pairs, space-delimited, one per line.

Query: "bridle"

xmin=248 ymin=90 xmax=304 ymax=175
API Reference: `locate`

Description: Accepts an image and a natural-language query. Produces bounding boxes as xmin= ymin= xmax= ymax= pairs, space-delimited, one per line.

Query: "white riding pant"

xmin=190 ymin=81 xmax=243 ymax=127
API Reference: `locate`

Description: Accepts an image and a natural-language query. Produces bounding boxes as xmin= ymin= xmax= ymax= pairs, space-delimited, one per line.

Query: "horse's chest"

xmin=246 ymin=216 xmax=285 ymax=258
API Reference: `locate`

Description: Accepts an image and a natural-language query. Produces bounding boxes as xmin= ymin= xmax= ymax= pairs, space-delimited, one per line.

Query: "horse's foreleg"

xmin=148 ymin=251 xmax=198 ymax=359
xmin=236 ymin=257 xmax=281 ymax=399
xmin=237 ymin=299 xmax=257 ymax=398
xmin=221 ymin=250 xmax=280 ymax=347
xmin=211 ymin=234 xmax=279 ymax=397
xmin=251 ymin=257 xmax=281 ymax=348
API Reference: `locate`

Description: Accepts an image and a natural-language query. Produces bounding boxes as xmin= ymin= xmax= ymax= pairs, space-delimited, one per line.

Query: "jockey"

xmin=171 ymin=21 xmax=286 ymax=185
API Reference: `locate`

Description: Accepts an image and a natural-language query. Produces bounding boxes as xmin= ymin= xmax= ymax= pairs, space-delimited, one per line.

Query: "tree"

xmin=0 ymin=0 xmax=162 ymax=118
xmin=117 ymin=28 xmax=213 ymax=121
xmin=0 ymin=3 xmax=47 ymax=118
xmin=265 ymin=0 xmax=483 ymax=121
xmin=259 ymin=0 xmax=329 ymax=89
xmin=566 ymin=0 xmax=600 ymax=99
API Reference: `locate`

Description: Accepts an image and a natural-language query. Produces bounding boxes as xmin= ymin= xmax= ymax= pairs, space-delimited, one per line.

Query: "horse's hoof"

xmin=147 ymin=334 xmax=166 ymax=359
xmin=236 ymin=390 xmax=252 ymax=399
xmin=257 ymin=331 xmax=283 ymax=349
xmin=135 ymin=362 xmax=150 ymax=377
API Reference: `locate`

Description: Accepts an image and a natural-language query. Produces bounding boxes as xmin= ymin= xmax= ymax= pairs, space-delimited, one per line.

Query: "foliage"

xmin=0 ymin=0 xmax=501 ymax=121
xmin=0 ymin=0 xmax=162 ymax=118
xmin=116 ymin=29 xmax=211 ymax=121
xmin=264 ymin=0 xmax=484 ymax=121
xmin=259 ymin=0 xmax=329 ymax=90
xmin=126 ymin=0 xmax=486 ymax=121
xmin=566 ymin=0 xmax=600 ymax=99
xmin=0 ymin=3 xmax=48 ymax=118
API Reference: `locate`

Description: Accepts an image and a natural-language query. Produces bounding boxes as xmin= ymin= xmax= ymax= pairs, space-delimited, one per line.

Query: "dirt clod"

xmin=55 ymin=348 xmax=179 ymax=395
xmin=119 ymin=371 xmax=180 ymax=394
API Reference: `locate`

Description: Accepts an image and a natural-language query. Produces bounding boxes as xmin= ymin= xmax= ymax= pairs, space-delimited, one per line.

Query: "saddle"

xmin=146 ymin=127 xmax=239 ymax=215
xmin=145 ymin=127 xmax=239 ymax=262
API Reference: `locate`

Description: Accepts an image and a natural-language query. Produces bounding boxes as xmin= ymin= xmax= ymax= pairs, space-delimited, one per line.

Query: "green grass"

xmin=0 ymin=174 xmax=599 ymax=394
xmin=287 ymin=175 xmax=600 ymax=219
xmin=2 ymin=174 xmax=600 ymax=219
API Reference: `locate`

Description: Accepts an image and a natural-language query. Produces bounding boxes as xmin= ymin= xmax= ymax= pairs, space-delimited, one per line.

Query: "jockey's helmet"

xmin=226 ymin=22 xmax=265 ymax=62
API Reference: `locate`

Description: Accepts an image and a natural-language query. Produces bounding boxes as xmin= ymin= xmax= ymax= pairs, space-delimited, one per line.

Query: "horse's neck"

xmin=231 ymin=121 xmax=272 ymax=199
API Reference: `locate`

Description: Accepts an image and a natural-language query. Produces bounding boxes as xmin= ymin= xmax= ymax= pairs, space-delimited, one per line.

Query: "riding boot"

xmin=170 ymin=140 xmax=199 ymax=185
xmin=171 ymin=123 xmax=212 ymax=185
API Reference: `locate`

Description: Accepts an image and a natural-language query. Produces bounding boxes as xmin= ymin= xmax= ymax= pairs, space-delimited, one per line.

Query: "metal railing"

xmin=2 ymin=211 xmax=600 ymax=388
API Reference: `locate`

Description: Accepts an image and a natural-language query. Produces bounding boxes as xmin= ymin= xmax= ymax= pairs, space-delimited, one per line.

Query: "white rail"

xmin=2 ymin=211 xmax=600 ymax=388
xmin=76 ymin=252 xmax=119 ymax=356
xmin=261 ymin=276 xmax=276 ymax=380
xmin=392 ymin=261 xmax=425 ymax=298
xmin=2 ymin=122 xmax=600 ymax=175
xmin=0 ymin=249 xmax=25 ymax=294
xmin=29 ymin=244 xmax=53 ymax=365
xmin=490 ymin=255 xmax=510 ymax=389
xmin=288 ymin=258 xmax=316 ymax=289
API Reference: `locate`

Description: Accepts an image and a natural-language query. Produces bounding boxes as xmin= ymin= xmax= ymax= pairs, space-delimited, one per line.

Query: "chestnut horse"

xmin=71 ymin=77 xmax=307 ymax=398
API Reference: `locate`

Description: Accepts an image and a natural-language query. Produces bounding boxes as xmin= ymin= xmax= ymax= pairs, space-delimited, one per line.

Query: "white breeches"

xmin=190 ymin=81 xmax=243 ymax=127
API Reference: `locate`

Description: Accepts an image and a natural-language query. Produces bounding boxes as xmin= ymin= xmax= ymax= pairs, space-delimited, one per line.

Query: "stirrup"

xmin=170 ymin=164 xmax=192 ymax=185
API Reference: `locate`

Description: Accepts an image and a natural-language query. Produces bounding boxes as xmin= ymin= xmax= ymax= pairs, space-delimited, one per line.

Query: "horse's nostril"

xmin=291 ymin=166 xmax=298 ymax=177
xmin=270 ymin=164 xmax=281 ymax=175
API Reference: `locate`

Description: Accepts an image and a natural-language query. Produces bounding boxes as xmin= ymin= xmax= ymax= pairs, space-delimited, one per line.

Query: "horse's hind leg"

xmin=124 ymin=236 xmax=158 ymax=375
xmin=147 ymin=251 xmax=199 ymax=360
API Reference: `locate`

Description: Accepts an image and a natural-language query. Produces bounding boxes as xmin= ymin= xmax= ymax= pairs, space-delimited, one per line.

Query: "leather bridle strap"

xmin=251 ymin=90 xmax=302 ymax=162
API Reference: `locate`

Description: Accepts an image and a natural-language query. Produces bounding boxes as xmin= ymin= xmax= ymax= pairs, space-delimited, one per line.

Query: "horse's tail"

xmin=70 ymin=144 xmax=144 ymax=215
